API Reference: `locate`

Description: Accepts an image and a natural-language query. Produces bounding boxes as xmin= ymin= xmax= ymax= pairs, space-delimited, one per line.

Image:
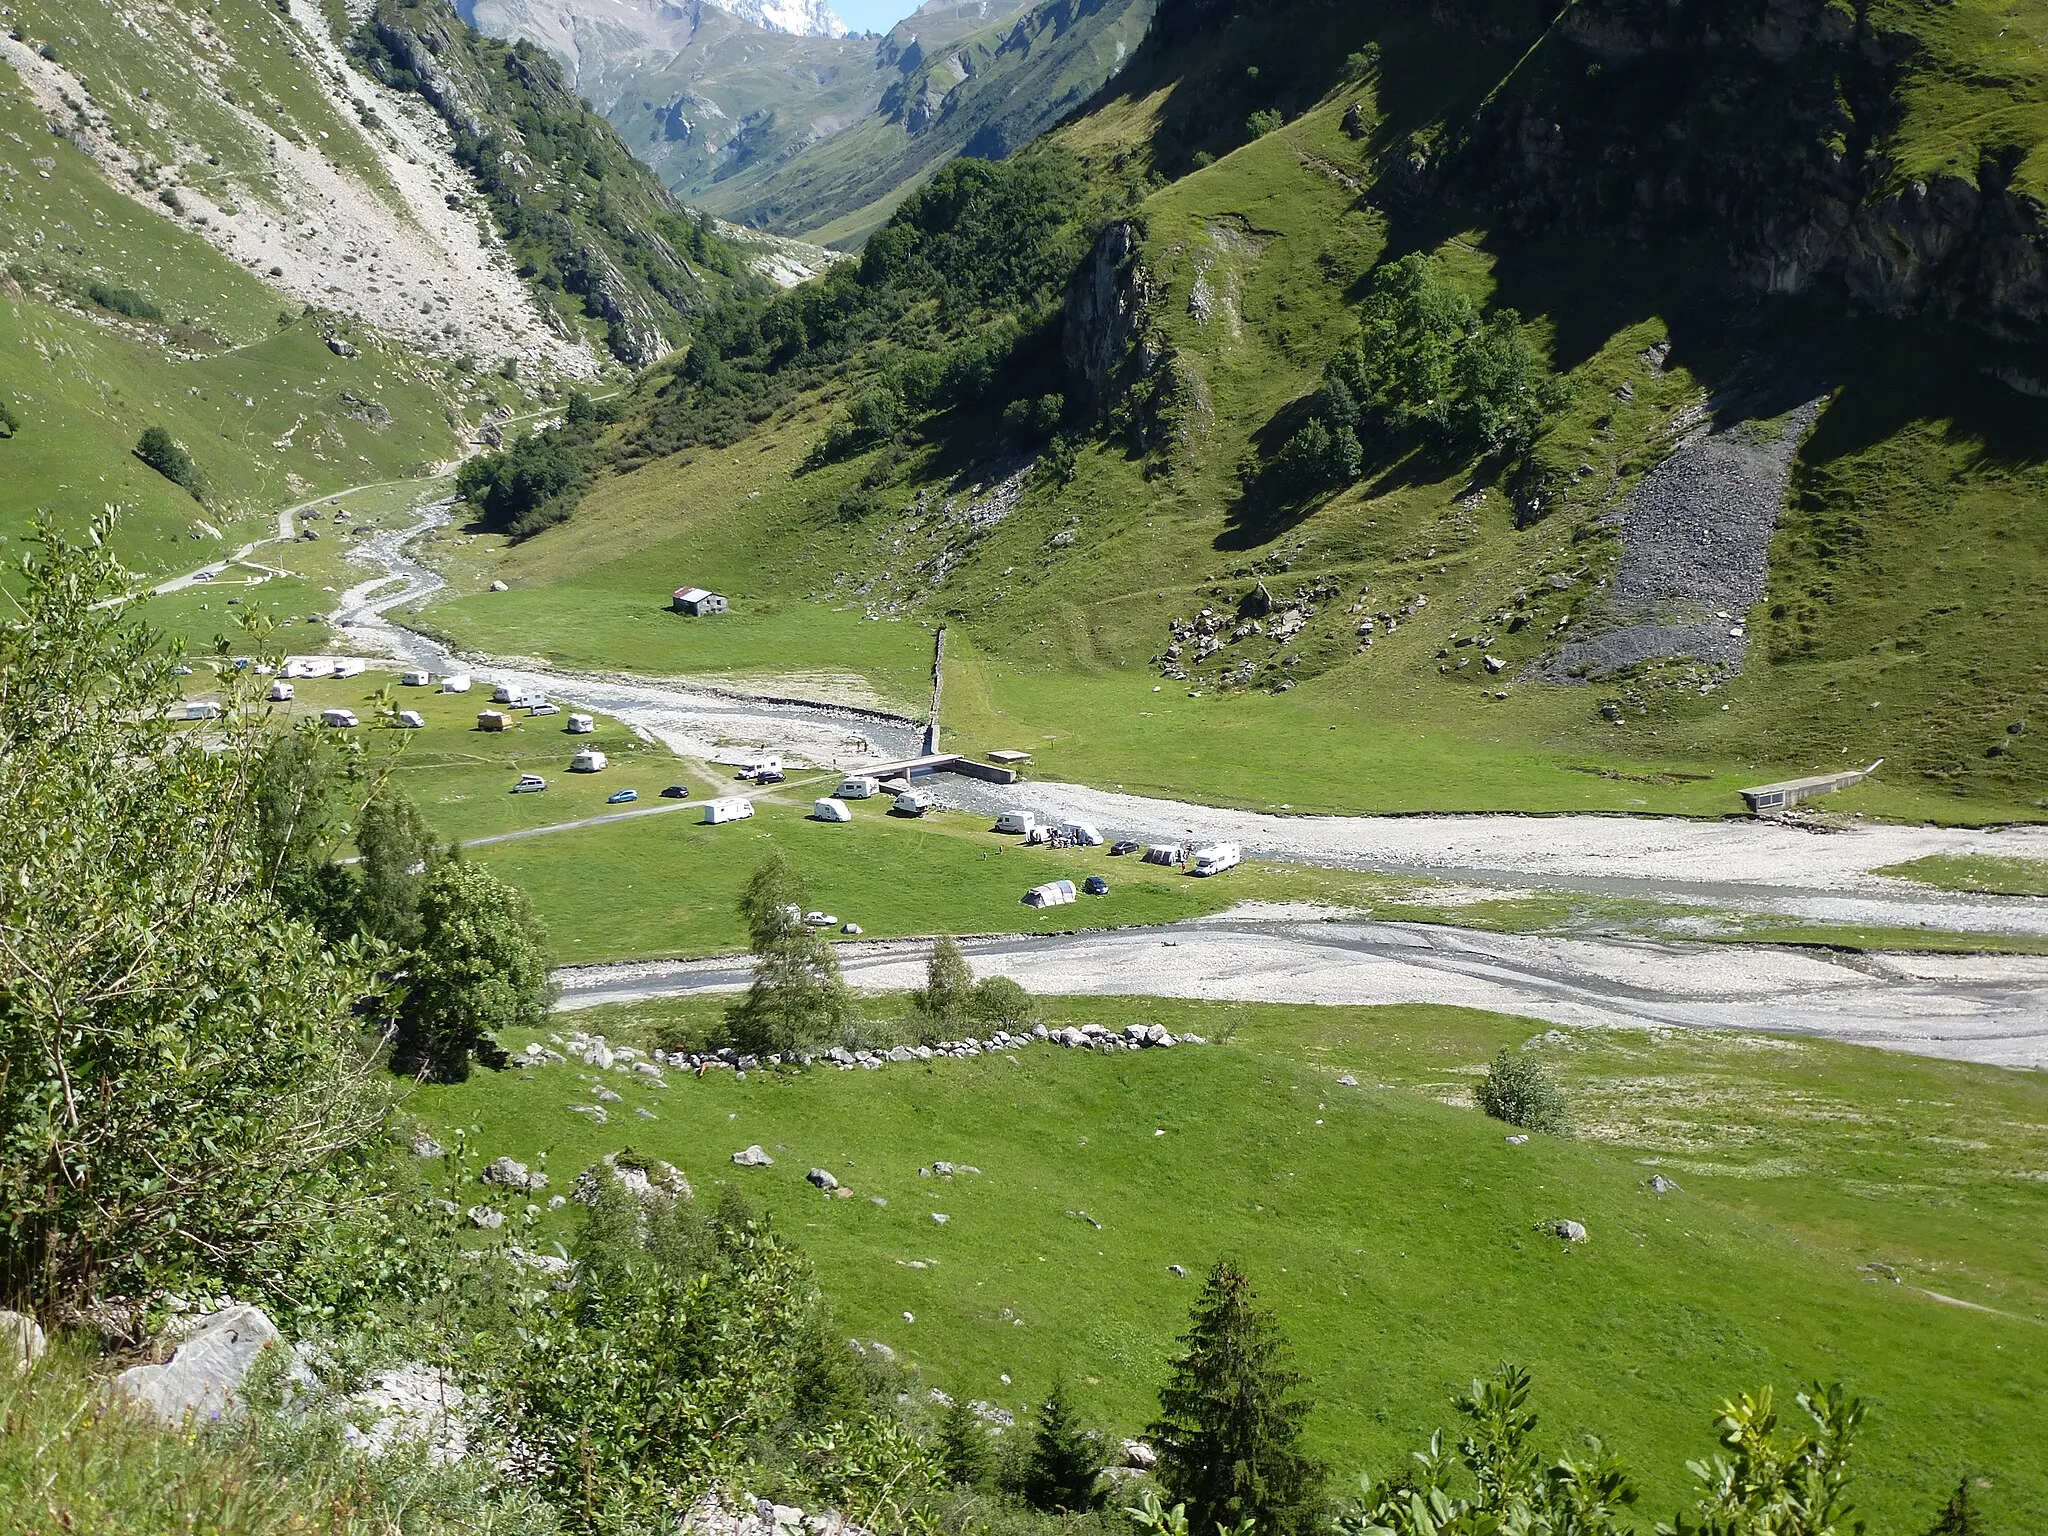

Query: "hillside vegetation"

xmin=426 ymin=0 xmax=2048 ymax=820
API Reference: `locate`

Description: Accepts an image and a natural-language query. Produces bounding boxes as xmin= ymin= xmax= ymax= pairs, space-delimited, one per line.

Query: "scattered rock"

xmin=807 ymin=1168 xmax=840 ymax=1191
xmin=732 ymin=1144 xmax=774 ymax=1167
xmin=324 ymin=336 xmax=358 ymax=358
xmin=482 ymin=1156 xmax=548 ymax=1193
xmin=490 ymin=580 xmax=508 ymax=592
xmin=1645 ymin=1174 xmax=1682 ymax=1194
xmin=410 ymin=1131 xmax=445 ymax=1158
xmin=1122 ymin=1438 xmax=1159 ymax=1470
xmin=1167 ymin=1264 xmax=1188 ymax=1277
xmin=467 ymin=1205 xmax=505 ymax=1230
xmin=343 ymin=1362 xmax=467 ymax=1463
xmin=1336 ymin=1074 xmax=1358 ymax=1086
xmin=0 ymin=1310 xmax=45 ymax=1374
xmin=1552 ymin=1219 xmax=1588 ymax=1242
xmin=931 ymin=1212 xmax=950 ymax=1225
xmin=112 ymin=1305 xmax=284 ymax=1424
xmin=1505 ymin=1134 xmax=1529 ymax=1146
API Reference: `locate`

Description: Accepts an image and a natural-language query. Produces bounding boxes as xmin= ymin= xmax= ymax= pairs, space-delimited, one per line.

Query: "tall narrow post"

xmin=923 ymin=624 xmax=947 ymax=756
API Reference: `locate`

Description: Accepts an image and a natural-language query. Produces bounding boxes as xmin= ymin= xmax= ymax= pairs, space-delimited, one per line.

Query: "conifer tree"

xmin=1149 ymin=1261 xmax=1323 ymax=1536
xmin=937 ymin=1397 xmax=993 ymax=1488
xmin=1023 ymin=1377 xmax=1103 ymax=1512
xmin=1922 ymin=1480 xmax=1981 ymax=1536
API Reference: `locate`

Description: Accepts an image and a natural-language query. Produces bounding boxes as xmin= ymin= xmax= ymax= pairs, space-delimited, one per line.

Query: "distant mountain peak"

xmin=702 ymin=0 xmax=850 ymax=38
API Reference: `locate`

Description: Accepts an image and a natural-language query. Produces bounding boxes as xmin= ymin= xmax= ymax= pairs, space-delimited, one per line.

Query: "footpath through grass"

xmin=406 ymin=997 xmax=2048 ymax=1533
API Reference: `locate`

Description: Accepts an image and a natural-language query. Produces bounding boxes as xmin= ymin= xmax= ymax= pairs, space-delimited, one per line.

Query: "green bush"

xmin=134 ymin=424 xmax=205 ymax=501
xmin=0 ymin=520 xmax=387 ymax=1311
xmin=1246 ymin=109 xmax=1284 ymax=138
xmin=88 ymin=281 xmax=164 ymax=322
xmin=1473 ymin=1047 xmax=1572 ymax=1135
xmin=972 ymin=974 xmax=1039 ymax=1028
xmin=726 ymin=852 xmax=853 ymax=1056
xmin=388 ymin=861 xmax=554 ymax=1083
xmin=0 ymin=395 xmax=19 ymax=437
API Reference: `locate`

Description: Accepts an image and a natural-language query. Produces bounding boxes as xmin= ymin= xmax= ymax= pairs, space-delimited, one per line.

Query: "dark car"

xmin=1109 ymin=839 xmax=1140 ymax=856
xmin=1084 ymin=875 xmax=1110 ymax=895
xmin=608 ymin=788 xmax=639 ymax=804
xmin=660 ymin=784 xmax=691 ymax=799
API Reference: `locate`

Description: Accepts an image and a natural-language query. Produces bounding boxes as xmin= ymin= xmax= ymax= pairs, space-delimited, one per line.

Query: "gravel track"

xmin=552 ymin=908 xmax=2048 ymax=1069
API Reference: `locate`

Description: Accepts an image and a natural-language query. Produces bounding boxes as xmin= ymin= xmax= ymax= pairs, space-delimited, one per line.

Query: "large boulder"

xmin=0 ymin=1310 xmax=45 ymax=1374
xmin=732 ymin=1144 xmax=774 ymax=1167
xmin=112 ymin=1305 xmax=281 ymax=1424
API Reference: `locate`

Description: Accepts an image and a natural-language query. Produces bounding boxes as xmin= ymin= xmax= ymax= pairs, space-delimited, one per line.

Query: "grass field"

xmin=405 ymin=996 xmax=2048 ymax=1533
xmin=1879 ymin=854 xmax=2048 ymax=899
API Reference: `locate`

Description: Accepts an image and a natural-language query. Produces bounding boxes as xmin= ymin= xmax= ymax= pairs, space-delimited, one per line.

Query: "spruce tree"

xmin=1922 ymin=1480 xmax=1981 ymax=1536
xmin=937 ymin=1397 xmax=993 ymax=1488
xmin=1149 ymin=1261 xmax=1323 ymax=1536
xmin=1023 ymin=1377 xmax=1103 ymax=1512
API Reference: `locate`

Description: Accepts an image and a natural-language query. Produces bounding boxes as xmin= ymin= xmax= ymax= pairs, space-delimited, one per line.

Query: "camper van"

xmin=702 ymin=796 xmax=754 ymax=825
xmin=994 ymin=810 xmax=1037 ymax=836
xmin=183 ymin=700 xmax=221 ymax=721
xmin=268 ymin=681 xmax=295 ymax=702
xmin=835 ymin=775 xmax=881 ymax=800
xmin=400 ymin=668 xmax=432 ymax=687
xmin=287 ymin=657 xmax=333 ymax=679
xmin=812 ymin=797 xmax=854 ymax=823
xmin=395 ymin=710 xmax=425 ymax=729
xmin=746 ymin=757 xmax=784 ymax=784
xmin=1023 ymin=879 xmax=1076 ymax=909
xmin=321 ymin=708 xmax=358 ymax=729
xmin=566 ymin=713 xmax=595 ymax=734
xmin=893 ymin=788 xmax=935 ymax=816
xmin=476 ymin=710 xmax=512 ymax=732
xmin=332 ymin=658 xmax=366 ymax=679
xmin=491 ymin=682 xmax=518 ymax=703
xmin=570 ymin=748 xmax=608 ymax=773
xmin=1190 ymin=841 xmax=1242 ymax=877
xmin=440 ymin=675 xmax=472 ymax=694
xmin=1059 ymin=820 xmax=1104 ymax=847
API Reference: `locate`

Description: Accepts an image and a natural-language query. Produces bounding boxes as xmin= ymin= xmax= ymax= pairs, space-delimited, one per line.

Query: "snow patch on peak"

xmin=702 ymin=0 xmax=850 ymax=38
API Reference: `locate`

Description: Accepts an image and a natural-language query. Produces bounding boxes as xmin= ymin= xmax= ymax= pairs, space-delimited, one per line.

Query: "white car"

xmin=528 ymin=702 xmax=561 ymax=717
xmin=513 ymin=774 xmax=547 ymax=793
xmin=804 ymin=911 xmax=838 ymax=927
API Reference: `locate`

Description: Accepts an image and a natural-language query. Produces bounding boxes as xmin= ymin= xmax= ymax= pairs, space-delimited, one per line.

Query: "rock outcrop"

xmin=1411 ymin=0 xmax=2048 ymax=342
xmin=1063 ymin=221 xmax=1161 ymax=417
xmin=113 ymin=1305 xmax=287 ymax=1424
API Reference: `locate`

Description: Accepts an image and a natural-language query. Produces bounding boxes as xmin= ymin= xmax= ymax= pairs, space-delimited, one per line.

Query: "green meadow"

xmin=407 ymin=997 xmax=2048 ymax=1533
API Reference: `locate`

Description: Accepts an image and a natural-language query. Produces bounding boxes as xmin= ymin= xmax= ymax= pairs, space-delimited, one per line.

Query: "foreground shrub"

xmin=0 ymin=520 xmax=388 ymax=1315
xmin=1473 ymin=1047 xmax=1572 ymax=1135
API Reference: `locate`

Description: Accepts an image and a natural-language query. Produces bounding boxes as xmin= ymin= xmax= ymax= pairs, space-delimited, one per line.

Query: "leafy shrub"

xmin=134 ymin=424 xmax=205 ymax=501
xmin=388 ymin=862 xmax=554 ymax=1083
xmin=0 ymin=520 xmax=387 ymax=1311
xmin=1246 ymin=109 xmax=1284 ymax=138
xmin=972 ymin=974 xmax=1038 ymax=1028
xmin=88 ymin=281 xmax=163 ymax=322
xmin=0 ymin=395 xmax=19 ymax=437
xmin=1473 ymin=1047 xmax=1572 ymax=1134
xmin=726 ymin=852 xmax=853 ymax=1055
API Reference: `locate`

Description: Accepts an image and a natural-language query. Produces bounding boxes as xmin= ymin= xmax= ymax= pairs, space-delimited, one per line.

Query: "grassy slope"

xmin=423 ymin=62 xmax=2048 ymax=821
xmin=408 ymin=998 xmax=2048 ymax=1532
xmin=0 ymin=8 xmax=490 ymax=569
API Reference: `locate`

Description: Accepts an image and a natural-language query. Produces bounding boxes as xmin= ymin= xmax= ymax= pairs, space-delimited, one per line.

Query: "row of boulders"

xmin=524 ymin=1022 xmax=1206 ymax=1083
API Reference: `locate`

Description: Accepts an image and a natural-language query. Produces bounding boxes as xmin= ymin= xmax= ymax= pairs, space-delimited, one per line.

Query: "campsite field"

xmin=407 ymin=996 xmax=2048 ymax=1533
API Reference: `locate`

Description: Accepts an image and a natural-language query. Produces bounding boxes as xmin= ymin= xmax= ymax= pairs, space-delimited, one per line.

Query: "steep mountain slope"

xmin=0 ymin=0 xmax=771 ymax=579
xmin=425 ymin=0 xmax=2048 ymax=818
xmin=461 ymin=0 xmax=1154 ymax=242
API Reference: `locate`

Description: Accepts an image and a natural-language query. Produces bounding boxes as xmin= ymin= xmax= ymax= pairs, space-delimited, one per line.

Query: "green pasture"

xmin=407 ymin=997 xmax=2048 ymax=1533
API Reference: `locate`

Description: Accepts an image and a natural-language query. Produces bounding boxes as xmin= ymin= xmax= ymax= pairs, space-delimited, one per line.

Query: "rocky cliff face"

xmin=1415 ymin=0 xmax=2048 ymax=341
xmin=1063 ymin=220 xmax=1156 ymax=415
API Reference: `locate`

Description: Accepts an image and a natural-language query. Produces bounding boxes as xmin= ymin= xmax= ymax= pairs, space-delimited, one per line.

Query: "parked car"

xmin=513 ymin=774 xmax=547 ymax=793
xmin=804 ymin=911 xmax=838 ymax=927
xmin=529 ymin=702 xmax=561 ymax=717
xmin=608 ymin=788 xmax=639 ymax=804
xmin=1084 ymin=875 xmax=1110 ymax=895
xmin=659 ymin=785 xmax=691 ymax=799
xmin=755 ymin=767 xmax=786 ymax=785
xmin=171 ymin=664 xmax=194 ymax=677
xmin=1110 ymin=839 xmax=1140 ymax=857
